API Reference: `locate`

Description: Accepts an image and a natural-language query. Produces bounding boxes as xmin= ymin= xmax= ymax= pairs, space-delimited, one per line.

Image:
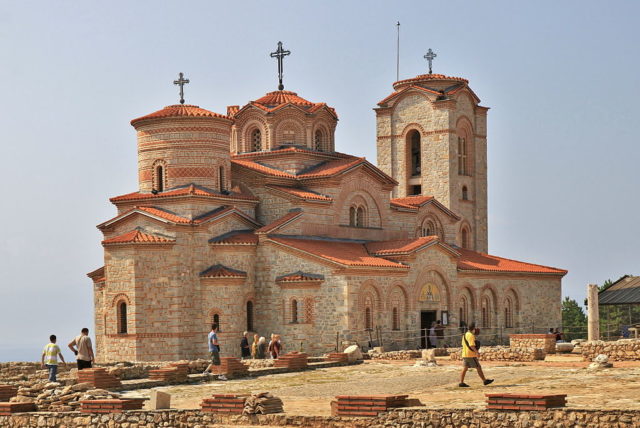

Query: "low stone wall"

xmin=581 ymin=339 xmax=640 ymax=361
xmin=0 ymin=408 xmax=639 ymax=427
xmin=450 ymin=346 xmax=545 ymax=361
xmin=368 ymin=349 xmax=450 ymax=360
xmin=509 ymin=334 xmax=556 ymax=354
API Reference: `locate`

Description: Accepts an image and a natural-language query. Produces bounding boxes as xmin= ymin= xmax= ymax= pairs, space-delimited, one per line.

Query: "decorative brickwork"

xmin=91 ymin=71 xmax=565 ymax=362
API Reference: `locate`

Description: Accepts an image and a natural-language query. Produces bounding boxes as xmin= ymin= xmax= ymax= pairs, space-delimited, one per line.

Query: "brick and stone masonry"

xmin=90 ymin=68 xmax=567 ymax=362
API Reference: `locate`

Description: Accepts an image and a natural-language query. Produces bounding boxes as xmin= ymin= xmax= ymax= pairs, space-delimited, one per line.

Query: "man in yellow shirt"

xmin=41 ymin=335 xmax=66 ymax=382
xmin=459 ymin=322 xmax=493 ymax=387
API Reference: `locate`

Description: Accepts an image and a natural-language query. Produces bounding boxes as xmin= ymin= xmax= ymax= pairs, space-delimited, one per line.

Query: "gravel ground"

xmin=122 ymin=357 xmax=640 ymax=416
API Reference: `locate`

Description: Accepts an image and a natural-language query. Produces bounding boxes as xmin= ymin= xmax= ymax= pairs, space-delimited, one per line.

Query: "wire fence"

xmin=326 ymin=321 xmax=640 ymax=353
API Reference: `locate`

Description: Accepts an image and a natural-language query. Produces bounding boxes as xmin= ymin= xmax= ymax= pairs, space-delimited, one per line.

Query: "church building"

xmin=88 ymin=46 xmax=566 ymax=362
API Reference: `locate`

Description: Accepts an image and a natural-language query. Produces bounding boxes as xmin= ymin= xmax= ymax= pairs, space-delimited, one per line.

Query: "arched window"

xmin=291 ymin=299 xmax=298 ymax=323
xmin=462 ymin=186 xmax=468 ymax=200
xmin=365 ymin=307 xmax=372 ymax=330
xmin=392 ymin=307 xmax=399 ymax=331
xmin=118 ymin=302 xmax=127 ymax=334
xmin=461 ymin=227 xmax=470 ymax=249
xmin=356 ymin=207 xmax=365 ymax=227
xmin=459 ymin=296 xmax=468 ymax=326
xmin=155 ymin=165 xmax=164 ymax=192
xmin=219 ymin=166 xmax=225 ymax=192
xmin=421 ymin=220 xmax=436 ymax=237
xmin=251 ymin=129 xmax=262 ymax=151
xmin=482 ymin=297 xmax=490 ymax=328
xmin=349 ymin=207 xmax=357 ymax=226
xmin=212 ymin=313 xmax=220 ymax=329
xmin=314 ymin=130 xmax=323 ymax=151
xmin=458 ymin=136 xmax=469 ymax=175
xmin=409 ymin=130 xmax=421 ymax=176
xmin=246 ymin=301 xmax=254 ymax=331
xmin=505 ymin=298 xmax=513 ymax=328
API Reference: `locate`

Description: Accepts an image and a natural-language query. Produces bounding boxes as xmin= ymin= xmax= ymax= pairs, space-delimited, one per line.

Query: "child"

xmin=41 ymin=335 xmax=66 ymax=382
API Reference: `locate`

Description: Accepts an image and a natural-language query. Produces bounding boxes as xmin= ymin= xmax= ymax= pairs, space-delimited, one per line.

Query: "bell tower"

xmin=375 ymin=67 xmax=488 ymax=253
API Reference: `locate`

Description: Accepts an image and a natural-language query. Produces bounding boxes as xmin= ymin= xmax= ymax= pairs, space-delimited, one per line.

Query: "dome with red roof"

xmin=131 ymin=104 xmax=231 ymax=127
xmin=392 ymin=73 xmax=469 ymax=91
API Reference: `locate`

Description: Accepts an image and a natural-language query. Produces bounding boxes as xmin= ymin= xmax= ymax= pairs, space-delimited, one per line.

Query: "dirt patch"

xmin=121 ymin=357 xmax=640 ymax=416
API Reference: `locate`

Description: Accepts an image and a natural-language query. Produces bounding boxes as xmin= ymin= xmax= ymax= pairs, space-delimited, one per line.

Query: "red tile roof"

xmin=266 ymin=185 xmax=332 ymax=202
xmin=135 ymin=206 xmax=191 ymax=223
xmin=86 ymin=266 xmax=105 ymax=282
xmin=268 ymin=236 xmax=408 ymax=269
xmin=110 ymin=184 xmax=258 ymax=203
xmin=393 ymin=73 xmax=469 ymax=88
xmin=297 ymin=157 xmax=364 ymax=179
xmin=131 ymin=104 xmax=230 ymax=126
xmin=255 ymin=210 xmax=303 ymax=234
xmin=233 ymin=146 xmax=352 ymax=160
xmin=365 ymin=236 xmax=440 ymax=256
xmin=456 ymin=248 xmax=567 ymax=275
xmin=276 ymin=271 xmax=325 ymax=282
xmin=98 ymin=205 xmax=259 ymax=229
xmin=232 ymin=159 xmax=296 ymax=178
xmin=209 ymin=230 xmax=258 ymax=245
xmin=102 ymin=229 xmax=175 ymax=245
xmin=249 ymin=91 xmax=337 ymax=118
xmin=199 ymin=264 xmax=247 ymax=278
xmin=390 ymin=196 xmax=460 ymax=220
xmin=390 ymin=195 xmax=434 ymax=209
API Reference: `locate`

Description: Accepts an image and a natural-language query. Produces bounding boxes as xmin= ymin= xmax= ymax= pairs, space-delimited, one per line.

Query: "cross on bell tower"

xmin=423 ymin=49 xmax=437 ymax=74
xmin=173 ymin=72 xmax=190 ymax=104
xmin=270 ymin=41 xmax=291 ymax=91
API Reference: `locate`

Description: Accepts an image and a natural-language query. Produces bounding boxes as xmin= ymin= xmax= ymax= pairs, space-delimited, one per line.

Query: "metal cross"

xmin=270 ymin=41 xmax=291 ymax=91
xmin=424 ymin=49 xmax=437 ymax=74
xmin=173 ymin=72 xmax=190 ymax=104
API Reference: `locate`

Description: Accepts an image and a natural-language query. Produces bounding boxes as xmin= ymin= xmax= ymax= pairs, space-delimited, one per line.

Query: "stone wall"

xmin=581 ymin=339 xmax=640 ymax=361
xmin=510 ymin=334 xmax=556 ymax=354
xmin=1 ymin=408 xmax=639 ymax=428
xmin=449 ymin=346 xmax=545 ymax=362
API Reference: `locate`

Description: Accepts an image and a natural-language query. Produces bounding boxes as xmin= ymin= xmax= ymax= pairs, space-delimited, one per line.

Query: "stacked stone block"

xmin=332 ymin=395 xmax=408 ymax=417
xmin=0 ymin=386 xmax=18 ymax=402
xmin=80 ymin=398 xmax=145 ymax=414
xmin=486 ymin=393 xmax=567 ymax=411
xmin=200 ymin=394 xmax=247 ymax=414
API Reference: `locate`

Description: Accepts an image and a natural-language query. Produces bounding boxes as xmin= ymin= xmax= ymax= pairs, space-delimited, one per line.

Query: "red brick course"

xmin=332 ymin=395 xmax=409 ymax=417
xmin=201 ymin=394 xmax=248 ymax=414
xmin=0 ymin=385 xmax=18 ymax=402
xmin=80 ymin=398 xmax=146 ymax=414
xmin=0 ymin=402 xmax=36 ymax=415
xmin=77 ymin=368 xmax=122 ymax=389
xmin=326 ymin=353 xmax=349 ymax=363
xmin=486 ymin=394 xmax=567 ymax=411
xmin=211 ymin=357 xmax=249 ymax=378
xmin=273 ymin=352 xmax=308 ymax=370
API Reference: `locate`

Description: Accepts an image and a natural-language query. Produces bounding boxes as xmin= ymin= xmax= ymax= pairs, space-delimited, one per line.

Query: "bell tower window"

xmin=409 ymin=131 xmax=421 ymax=176
xmin=458 ymin=136 xmax=468 ymax=175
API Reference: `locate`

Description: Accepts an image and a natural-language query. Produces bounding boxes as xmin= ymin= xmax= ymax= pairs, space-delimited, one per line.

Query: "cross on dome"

xmin=173 ymin=72 xmax=190 ymax=105
xmin=424 ymin=49 xmax=437 ymax=74
xmin=270 ymin=41 xmax=291 ymax=91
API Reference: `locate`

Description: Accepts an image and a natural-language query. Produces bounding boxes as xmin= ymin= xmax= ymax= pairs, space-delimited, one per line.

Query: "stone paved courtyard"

xmin=121 ymin=356 xmax=640 ymax=415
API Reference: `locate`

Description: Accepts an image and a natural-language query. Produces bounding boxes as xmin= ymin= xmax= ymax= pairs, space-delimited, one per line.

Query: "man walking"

xmin=459 ymin=322 xmax=493 ymax=387
xmin=41 ymin=335 xmax=66 ymax=382
xmin=68 ymin=328 xmax=95 ymax=370
xmin=203 ymin=323 xmax=226 ymax=380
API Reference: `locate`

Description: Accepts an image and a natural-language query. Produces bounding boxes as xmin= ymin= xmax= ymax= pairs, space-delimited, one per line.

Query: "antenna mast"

xmin=396 ymin=22 xmax=400 ymax=81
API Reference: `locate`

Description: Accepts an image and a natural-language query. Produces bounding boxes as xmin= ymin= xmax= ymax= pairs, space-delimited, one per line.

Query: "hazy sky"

xmin=1 ymin=1 xmax=638 ymax=361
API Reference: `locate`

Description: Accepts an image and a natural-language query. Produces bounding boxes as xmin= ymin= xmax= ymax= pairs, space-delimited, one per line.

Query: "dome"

xmin=131 ymin=104 xmax=231 ymax=127
xmin=253 ymin=90 xmax=316 ymax=109
xmin=392 ymin=74 xmax=469 ymax=91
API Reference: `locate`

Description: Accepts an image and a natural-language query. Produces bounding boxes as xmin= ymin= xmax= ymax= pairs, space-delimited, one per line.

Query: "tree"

xmin=562 ymin=296 xmax=587 ymax=340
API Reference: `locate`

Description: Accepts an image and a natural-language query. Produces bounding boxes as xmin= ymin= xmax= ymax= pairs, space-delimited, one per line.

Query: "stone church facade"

xmin=88 ymin=71 xmax=566 ymax=362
